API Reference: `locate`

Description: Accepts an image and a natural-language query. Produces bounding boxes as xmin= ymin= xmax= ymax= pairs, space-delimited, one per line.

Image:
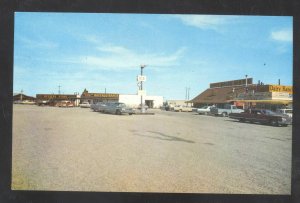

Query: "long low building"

xmin=36 ymin=89 xmax=164 ymax=108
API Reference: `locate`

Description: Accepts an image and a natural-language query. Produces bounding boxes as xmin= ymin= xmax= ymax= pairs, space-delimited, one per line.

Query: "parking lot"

xmin=12 ymin=105 xmax=292 ymax=194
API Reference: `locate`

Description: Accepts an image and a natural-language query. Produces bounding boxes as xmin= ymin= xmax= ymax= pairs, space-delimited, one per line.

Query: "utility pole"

xmin=58 ymin=85 xmax=61 ymax=94
xmin=20 ymin=89 xmax=23 ymax=101
xmin=185 ymin=87 xmax=187 ymax=100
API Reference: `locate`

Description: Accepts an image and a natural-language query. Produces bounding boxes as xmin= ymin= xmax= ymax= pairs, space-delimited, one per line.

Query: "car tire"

xmin=116 ymin=110 xmax=121 ymax=115
xmin=270 ymin=120 xmax=278 ymax=127
xmin=222 ymin=112 xmax=227 ymax=117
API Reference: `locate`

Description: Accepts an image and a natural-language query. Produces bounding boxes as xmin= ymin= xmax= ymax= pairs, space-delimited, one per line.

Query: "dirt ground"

xmin=12 ymin=105 xmax=292 ymax=194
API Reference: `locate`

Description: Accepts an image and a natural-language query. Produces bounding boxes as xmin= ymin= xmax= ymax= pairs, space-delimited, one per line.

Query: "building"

xmin=13 ymin=93 xmax=36 ymax=104
xmin=119 ymin=94 xmax=163 ymax=108
xmin=81 ymin=89 xmax=163 ymax=108
xmin=36 ymin=93 xmax=80 ymax=106
xmin=191 ymin=78 xmax=292 ymax=111
xmin=81 ymin=89 xmax=119 ymax=104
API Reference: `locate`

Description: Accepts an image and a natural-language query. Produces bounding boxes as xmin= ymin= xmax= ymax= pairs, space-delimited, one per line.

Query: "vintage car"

xmin=173 ymin=105 xmax=193 ymax=112
xmin=276 ymin=108 xmax=293 ymax=118
xmin=56 ymin=100 xmax=75 ymax=107
xmin=90 ymin=102 xmax=107 ymax=112
xmin=80 ymin=101 xmax=91 ymax=108
xmin=102 ymin=102 xmax=134 ymax=115
xmin=229 ymin=109 xmax=292 ymax=127
xmin=196 ymin=106 xmax=213 ymax=115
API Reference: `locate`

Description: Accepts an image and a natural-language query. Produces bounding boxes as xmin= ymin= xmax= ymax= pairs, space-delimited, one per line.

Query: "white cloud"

xmin=77 ymin=45 xmax=186 ymax=71
xmin=173 ymin=15 xmax=236 ymax=30
xmin=16 ymin=35 xmax=59 ymax=49
xmin=271 ymin=29 xmax=292 ymax=42
xmin=84 ymin=35 xmax=103 ymax=45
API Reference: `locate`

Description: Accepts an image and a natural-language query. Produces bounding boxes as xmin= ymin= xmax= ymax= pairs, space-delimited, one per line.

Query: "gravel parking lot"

xmin=12 ymin=105 xmax=292 ymax=194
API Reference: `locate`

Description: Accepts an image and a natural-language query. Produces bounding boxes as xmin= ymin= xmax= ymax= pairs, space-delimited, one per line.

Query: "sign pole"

xmin=140 ymin=65 xmax=146 ymax=113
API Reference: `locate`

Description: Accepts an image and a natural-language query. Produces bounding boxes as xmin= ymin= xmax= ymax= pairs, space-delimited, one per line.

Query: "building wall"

xmin=119 ymin=94 xmax=163 ymax=108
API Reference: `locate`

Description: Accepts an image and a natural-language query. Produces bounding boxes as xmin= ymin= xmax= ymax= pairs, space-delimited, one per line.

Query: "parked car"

xmin=276 ymin=108 xmax=293 ymax=118
xmin=36 ymin=100 xmax=49 ymax=106
xmin=80 ymin=102 xmax=91 ymax=108
xmin=102 ymin=102 xmax=134 ymax=115
xmin=210 ymin=104 xmax=244 ymax=117
xmin=90 ymin=102 xmax=107 ymax=112
xmin=173 ymin=105 xmax=193 ymax=112
xmin=196 ymin=106 xmax=213 ymax=115
xmin=229 ymin=109 xmax=292 ymax=127
xmin=56 ymin=100 xmax=74 ymax=107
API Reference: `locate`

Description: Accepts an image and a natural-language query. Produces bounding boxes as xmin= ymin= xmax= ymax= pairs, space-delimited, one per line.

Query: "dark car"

xmin=229 ymin=109 xmax=292 ymax=127
xmin=102 ymin=102 xmax=134 ymax=115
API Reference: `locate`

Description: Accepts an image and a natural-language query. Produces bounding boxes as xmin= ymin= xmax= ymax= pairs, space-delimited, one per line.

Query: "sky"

xmin=13 ymin=13 xmax=293 ymax=100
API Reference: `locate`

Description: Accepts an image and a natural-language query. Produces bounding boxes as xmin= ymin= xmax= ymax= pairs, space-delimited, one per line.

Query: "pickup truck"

xmin=210 ymin=105 xmax=244 ymax=117
xmin=229 ymin=109 xmax=292 ymax=127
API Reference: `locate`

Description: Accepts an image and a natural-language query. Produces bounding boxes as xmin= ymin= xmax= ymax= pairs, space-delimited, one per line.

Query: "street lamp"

xmin=140 ymin=65 xmax=146 ymax=113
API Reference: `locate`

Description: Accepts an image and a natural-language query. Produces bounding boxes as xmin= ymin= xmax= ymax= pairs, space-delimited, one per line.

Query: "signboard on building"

xmin=236 ymin=91 xmax=292 ymax=101
xmin=36 ymin=94 xmax=76 ymax=100
xmin=237 ymin=92 xmax=272 ymax=100
xmin=271 ymin=92 xmax=293 ymax=100
xmin=268 ymin=85 xmax=293 ymax=94
xmin=87 ymin=93 xmax=119 ymax=98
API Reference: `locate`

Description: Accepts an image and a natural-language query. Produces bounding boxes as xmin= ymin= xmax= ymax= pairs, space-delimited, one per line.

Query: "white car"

xmin=80 ymin=102 xmax=91 ymax=108
xmin=276 ymin=108 xmax=293 ymax=118
xmin=173 ymin=105 xmax=193 ymax=112
xmin=196 ymin=106 xmax=212 ymax=115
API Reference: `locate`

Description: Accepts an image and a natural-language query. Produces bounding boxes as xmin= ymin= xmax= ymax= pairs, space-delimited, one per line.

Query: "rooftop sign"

xmin=210 ymin=78 xmax=253 ymax=88
xmin=36 ymin=94 xmax=76 ymax=100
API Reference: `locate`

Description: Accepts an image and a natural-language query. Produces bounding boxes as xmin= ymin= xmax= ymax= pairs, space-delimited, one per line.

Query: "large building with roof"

xmin=190 ymin=78 xmax=292 ymax=111
xmin=13 ymin=93 xmax=36 ymax=104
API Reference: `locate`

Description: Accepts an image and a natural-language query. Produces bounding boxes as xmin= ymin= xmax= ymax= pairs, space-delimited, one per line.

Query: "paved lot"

xmin=12 ymin=105 xmax=292 ymax=194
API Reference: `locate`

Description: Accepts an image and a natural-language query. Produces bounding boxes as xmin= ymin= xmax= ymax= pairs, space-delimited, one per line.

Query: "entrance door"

xmin=145 ymin=100 xmax=154 ymax=108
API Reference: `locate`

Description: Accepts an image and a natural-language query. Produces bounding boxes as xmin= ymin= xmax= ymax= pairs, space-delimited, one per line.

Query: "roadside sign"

xmin=138 ymin=90 xmax=146 ymax=96
xmin=137 ymin=75 xmax=147 ymax=82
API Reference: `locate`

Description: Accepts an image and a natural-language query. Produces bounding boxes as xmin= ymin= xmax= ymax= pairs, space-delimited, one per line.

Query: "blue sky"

xmin=14 ymin=13 xmax=293 ymax=100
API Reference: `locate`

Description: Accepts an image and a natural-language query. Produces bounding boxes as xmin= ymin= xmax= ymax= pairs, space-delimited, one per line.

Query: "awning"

xmin=228 ymin=100 xmax=292 ymax=104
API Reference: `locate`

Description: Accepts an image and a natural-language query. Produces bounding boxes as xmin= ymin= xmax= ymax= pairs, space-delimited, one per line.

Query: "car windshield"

xmin=232 ymin=106 xmax=237 ymax=109
xmin=263 ymin=110 xmax=276 ymax=115
xmin=117 ymin=103 xmax=126 ymax=107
